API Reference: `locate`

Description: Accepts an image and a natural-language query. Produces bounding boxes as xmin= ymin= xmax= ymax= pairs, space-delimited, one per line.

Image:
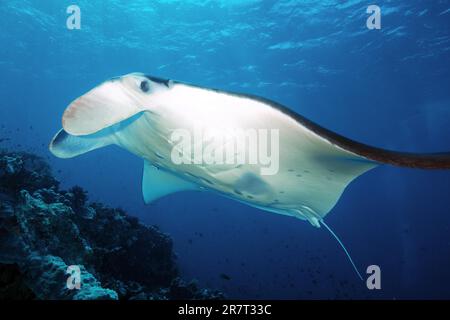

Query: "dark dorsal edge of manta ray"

xmin=49 ymin=73 xmax=450 ymax=281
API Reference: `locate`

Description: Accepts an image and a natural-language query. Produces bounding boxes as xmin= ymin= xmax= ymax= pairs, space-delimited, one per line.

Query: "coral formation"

xmin=0 ymin=150 xmax=223 ymax=300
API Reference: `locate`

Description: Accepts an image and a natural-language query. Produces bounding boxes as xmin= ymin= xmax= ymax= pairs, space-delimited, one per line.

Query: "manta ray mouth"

xmin=63 ymin=80 xmax=144 ymax=136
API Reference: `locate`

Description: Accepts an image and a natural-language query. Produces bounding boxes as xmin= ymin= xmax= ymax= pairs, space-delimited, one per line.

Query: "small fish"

xmin=220 ymin=273 xmax=231 ymax=281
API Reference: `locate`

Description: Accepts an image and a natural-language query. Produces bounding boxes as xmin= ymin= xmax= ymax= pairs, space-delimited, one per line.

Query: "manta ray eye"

xmin=140 ymin=80 xmax=150 ymax=93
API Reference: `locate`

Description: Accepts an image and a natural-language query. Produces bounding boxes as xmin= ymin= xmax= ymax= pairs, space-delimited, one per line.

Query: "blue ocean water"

xmin=1 ymin=0 xmax=450 ymax=299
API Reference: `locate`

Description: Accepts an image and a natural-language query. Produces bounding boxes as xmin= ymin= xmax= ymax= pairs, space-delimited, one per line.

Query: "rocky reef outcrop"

xmin=0 ymin=150 xmax=223 ymax=300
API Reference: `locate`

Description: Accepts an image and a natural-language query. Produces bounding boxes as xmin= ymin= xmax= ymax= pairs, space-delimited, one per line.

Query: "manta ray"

xmin=50 ymin=73 xmax=450 ymax=280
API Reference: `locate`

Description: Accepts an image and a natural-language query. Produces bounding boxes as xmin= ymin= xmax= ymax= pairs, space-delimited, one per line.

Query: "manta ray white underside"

xmin=50 ymin=73 xmax=450 ymax=224
xmin=49 ymin=73 xmax=378 ymax=225
xmin=49 ymin=73 xmax=450 ymax=279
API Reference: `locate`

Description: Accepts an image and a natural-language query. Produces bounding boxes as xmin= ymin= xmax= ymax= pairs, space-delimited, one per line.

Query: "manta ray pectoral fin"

xmin=142 ymin=160 xmax=199 ymax=204
xmin=289 ymin=155 xmax=378 ymax=221
xmin=49 ymin=129 xmax=113 ymax=159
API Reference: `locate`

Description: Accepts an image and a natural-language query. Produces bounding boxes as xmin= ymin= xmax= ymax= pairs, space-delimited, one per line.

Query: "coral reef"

xmin=0 ymin=150 xmax=223 ymax=300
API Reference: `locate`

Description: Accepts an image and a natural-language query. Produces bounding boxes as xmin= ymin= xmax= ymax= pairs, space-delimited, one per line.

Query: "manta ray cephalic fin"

xmin=142 ymin=160 xmax=199 ymax=204
xmin=49 ymin=128 xmax=113 ymax=159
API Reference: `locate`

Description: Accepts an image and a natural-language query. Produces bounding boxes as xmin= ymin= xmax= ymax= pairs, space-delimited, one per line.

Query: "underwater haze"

xmin=1 ymin=0 xmax=450 ymax=299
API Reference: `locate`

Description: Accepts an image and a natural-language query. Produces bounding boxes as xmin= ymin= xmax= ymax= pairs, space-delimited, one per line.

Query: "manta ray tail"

xmin=320 ymin=220 xmax=364 ymax=281
xmin=344 ymin=146 xmax=450 ymax=170
xmin=286 ymin=111 xmax=450 ymax=169
xmin=309 ymin=122 xmax=450 ymax=169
